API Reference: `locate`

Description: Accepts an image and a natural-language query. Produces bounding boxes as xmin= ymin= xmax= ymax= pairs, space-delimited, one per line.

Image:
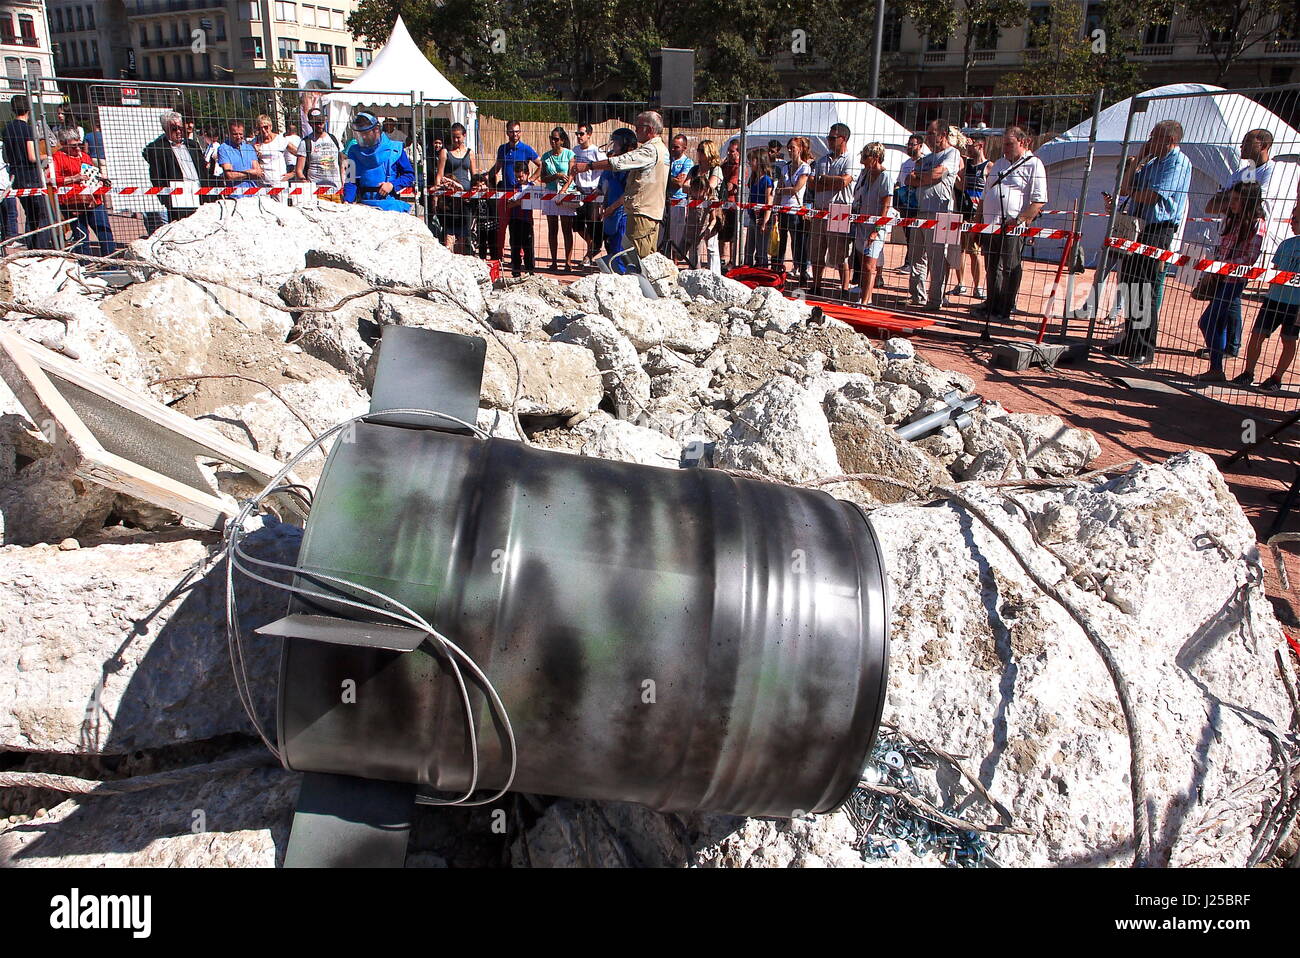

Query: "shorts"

xmin=1255 ymin=297 xmax=1300 ymax=341
xmin=858 ymin=236 xmax=884 ymax=260
xmin=811 ymin=215 xmax=851 ymax=265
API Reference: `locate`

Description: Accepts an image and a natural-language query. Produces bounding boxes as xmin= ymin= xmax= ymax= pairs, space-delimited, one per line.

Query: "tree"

xmin=1185 ymin=0 xmax=1293 ymax=83
xmin=997 ymin=0 xmax=1175 ymax=114
xmin=894 ymin=0 xmax=1029 ymax=96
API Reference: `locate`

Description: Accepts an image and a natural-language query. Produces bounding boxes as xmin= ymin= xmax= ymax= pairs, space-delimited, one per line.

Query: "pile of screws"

xmin=845 ymin=731 xmax=991 ymax=867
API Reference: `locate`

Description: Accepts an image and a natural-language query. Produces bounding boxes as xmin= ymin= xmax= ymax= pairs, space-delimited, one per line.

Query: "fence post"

xmin=1086 ymin=93 xmax=1142 ymax=350
xmin=28 ymin=76 xmax=64 ymax=251
xmin=1061 ymin=85 xmax=1105 ymax=340
xmin=735 ymin=95 xmax=748 ymax=270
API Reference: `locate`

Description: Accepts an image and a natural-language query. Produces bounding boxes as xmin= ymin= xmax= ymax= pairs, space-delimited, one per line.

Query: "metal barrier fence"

xmin=13 ymin=76 xmax=422 ymax=254
xmin=728 ymin=93 xmax=1103 ymax=339
xmin=12 ymin=76 xmax=1300 ymax=418
xmin=1090 ymin=83 xmax=1300 ymax=417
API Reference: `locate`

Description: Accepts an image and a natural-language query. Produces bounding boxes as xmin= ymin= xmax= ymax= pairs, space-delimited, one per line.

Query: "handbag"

xmin=1190 ymin=273 xmax=1221 ymax=302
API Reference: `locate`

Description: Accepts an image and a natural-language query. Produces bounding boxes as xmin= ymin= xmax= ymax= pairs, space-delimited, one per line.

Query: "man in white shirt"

xmin=1206 ymin=128 xmax=1274 ymax=219
xmin=572 ymin=122 xmax=606 ymax=267
xmin=907 ymin=119 xmax=961 ymax=309
xmin=974 ymin=125 xmax=1047 ymax=325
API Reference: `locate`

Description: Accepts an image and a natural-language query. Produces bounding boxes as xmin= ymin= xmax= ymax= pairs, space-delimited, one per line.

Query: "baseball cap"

xmin=307 ymin=107 xmax=326 ymax=122
xmin=352 ymin=111 xmax=379 ymax=132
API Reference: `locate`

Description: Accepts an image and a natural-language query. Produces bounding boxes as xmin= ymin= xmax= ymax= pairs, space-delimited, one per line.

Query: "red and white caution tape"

xmin=0 ymin=184 xmax=417 ymax=199
xmin=1104 ymin=236 xmax=1300 ymax=289
xmin=425 ymin=185 xmax=1077 ymax=239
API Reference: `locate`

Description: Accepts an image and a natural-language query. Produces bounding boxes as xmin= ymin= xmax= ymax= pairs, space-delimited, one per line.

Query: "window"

xmin=1025 ymin=3 xmax=1051 ymax=48
xmin=75 ymin=7 xmax=84 ymax=31
xmin=142 ymin=55 xmax=152 ymax=79
xmin=87 ymin=5 xmax=95 ymax=29
xmin=154 ymin=23 xmax=163 ymax=46
xmin=0 ymin=15 xmax=14 ymax=45
xmin=244 ymin=2 xmax=261 ymax=21
xmin=1084 ymin=3 xmax=1105 ymax=37
xmin=67 ymin=42 xmax=77 ymax=66
xmin=276 ymin=2 xmax=297 ymax=23
xmin=174 ymin=54 xmax=182 ymax=76
xmin=90 ymin=39 xmax=98 ymax=65
xmin=332 ymin=9 xmax=345 ymax=31
xmin=1143 ymin=22 xmax=1170 ymax=46
xmin=334 ymin=44 xmax=346 ymax=65
xmin=26 ymin=59 xmax=42 ymax=80
xmin=279 ymin=37 xmax=300 ymax=60
xmin=880 ymin=7 xmax=902 ymax=52
xmin=302 ymin=5 xmax=316 ymax=28
xmin=80 ymin=39 xmax=88 ymax=63
xmin=355 ymin=47 xmax=371 ymax=67
xmin=305 ymin=41 xmax=318 ymax=52
xmin=53 ymin=8 xmax=63 ymax=33
xmin=216 ymin=16 xmax=227 ymax=40
xmin=18 ymin=14 xmax=36 ymax=46
xmin=973 ymin=21 xmax=999 ymax=50
xmin=926 ymin=31 xmax=949 ymax=52
xmin=242 ymin=36 xmax=264 ymax=60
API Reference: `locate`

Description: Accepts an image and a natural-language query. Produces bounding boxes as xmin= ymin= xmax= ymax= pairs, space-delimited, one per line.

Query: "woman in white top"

xmin=253 ymin=114 xmax=290 ymax=200
xmin=778 ymin=136 xmax=813 ymax=283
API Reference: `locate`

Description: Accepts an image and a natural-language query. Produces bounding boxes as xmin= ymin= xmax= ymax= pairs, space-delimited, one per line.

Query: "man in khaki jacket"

xmin=572 ymin=111 xmax=668 ymax=258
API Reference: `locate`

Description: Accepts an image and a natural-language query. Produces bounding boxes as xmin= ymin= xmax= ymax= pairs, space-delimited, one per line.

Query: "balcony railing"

xmin=127 ymin=0 xmax=225 ymax=15
xmin=922 ymin=51 xmax=949 ymax=64
xmin=1137 ymin=43 xmax=1174 ymax=56
xmin=972 ymin=50 xmax=996 ymax=62
xmin=1197 ymin=41 xmax=1230 ymax=55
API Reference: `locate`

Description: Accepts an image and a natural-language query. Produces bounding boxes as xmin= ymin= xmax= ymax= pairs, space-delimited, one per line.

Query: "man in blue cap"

xmin=343 ymin=110 xmax=415 ymax=212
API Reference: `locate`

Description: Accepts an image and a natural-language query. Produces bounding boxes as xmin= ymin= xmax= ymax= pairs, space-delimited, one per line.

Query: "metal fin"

xmin=256 ymin=613 xmax=428 ymax=652
xmin=368 ymin=325 xmax=486 ymax=433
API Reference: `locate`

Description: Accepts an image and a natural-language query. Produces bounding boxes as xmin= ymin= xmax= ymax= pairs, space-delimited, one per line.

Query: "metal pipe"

xmin=895 ymin=392 xmax=981 ymax=441
xmin=1061 ymin=86 xmax=1104 ymax=341
xmin=1086 ymin=92 xmax=1143 ymax=350
xmin=869 ymin=0 xmax=886 ymax=100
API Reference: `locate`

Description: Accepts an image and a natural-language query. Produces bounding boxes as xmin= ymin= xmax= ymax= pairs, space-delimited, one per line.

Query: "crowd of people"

xmin=6 ymin=95 xmax=1300 ymax=393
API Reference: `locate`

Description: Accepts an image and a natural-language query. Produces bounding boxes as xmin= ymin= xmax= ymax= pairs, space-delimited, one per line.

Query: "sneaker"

xmin=1193 ymin=369 xmax=1226 ymax=383
xmin=1195 ymin=348 xmax=1211 ymax=359
xmin=847 ymin=286 xmax=861 ymax=297
xmin=948 ymin=284 xmax=968 ymax=296
xmin=1229 ymin=371 xmax=1255 ymax=386
xmin=975 ymin=286 xmax=986 ymax=299
xmin=1260 ymin=376 xmax=1283 ymax=392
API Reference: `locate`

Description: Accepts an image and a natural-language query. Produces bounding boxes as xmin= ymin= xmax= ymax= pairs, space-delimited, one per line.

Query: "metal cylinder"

xmin=278 ymin=421 xmax=890 ymax=818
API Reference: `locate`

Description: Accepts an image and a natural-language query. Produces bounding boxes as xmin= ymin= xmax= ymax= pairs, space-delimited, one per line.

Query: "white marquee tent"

xmin=743 ymin=93 xmax=923 ymax=185
xmin=323 ymin=16 xmax=476 ymax=147
xmin=1035 ymin=83 xmax=1300 ymax=266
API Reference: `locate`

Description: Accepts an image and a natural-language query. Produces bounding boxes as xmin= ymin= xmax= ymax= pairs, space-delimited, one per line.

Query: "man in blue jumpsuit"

xmin=343 ymin=111 xmax=415 ymax=212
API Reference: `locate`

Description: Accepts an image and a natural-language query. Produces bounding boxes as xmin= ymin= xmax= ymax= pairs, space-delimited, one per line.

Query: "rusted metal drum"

xmin=278 ymin=421 xmax=890 ymax=818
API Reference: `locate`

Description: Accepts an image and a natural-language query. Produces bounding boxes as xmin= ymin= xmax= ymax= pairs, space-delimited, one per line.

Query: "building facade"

xmin=47 ymin=0 xmax=372 ymax=87
xmin=0 ymin=0 xmax=56 ymax=101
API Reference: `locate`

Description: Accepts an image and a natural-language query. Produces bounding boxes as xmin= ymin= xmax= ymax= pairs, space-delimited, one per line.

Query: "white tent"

xmin=743 ymin=93 xmax=922 ymax=185
xmin=323 ymin=16 xmax=476 ymax=147
xmin=1036 ymin=83 xmax=1300 ymax=266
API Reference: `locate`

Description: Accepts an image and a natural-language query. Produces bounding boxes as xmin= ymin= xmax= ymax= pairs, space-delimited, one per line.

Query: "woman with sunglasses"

xmin=541 ymin=126 xmax=577 ymax=272
xmin=252 ymin=114 xmax=290 ymax=201
xmin=436 ymin=122 xmax=476 ymax=252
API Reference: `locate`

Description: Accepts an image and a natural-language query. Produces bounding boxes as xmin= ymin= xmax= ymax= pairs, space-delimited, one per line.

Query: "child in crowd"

xmin=685 ymin=167 xmax=713 ymax=270
xmin=503 ymin=161 xmax=537 ymax=276
xmin=1194 ymin=181 xmax=1265 ymax=383
xmin=469 ymin=172 xmax=497 ymax=260
xmin=1231 ymin=205 xmax=1300 ymax=391
xmin=743 ymin=148 xmax=774 ymax=268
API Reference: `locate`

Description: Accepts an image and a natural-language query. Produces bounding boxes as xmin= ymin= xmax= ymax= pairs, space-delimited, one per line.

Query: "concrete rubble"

xmin=1 ymin=199 xmax=1295 ymax=868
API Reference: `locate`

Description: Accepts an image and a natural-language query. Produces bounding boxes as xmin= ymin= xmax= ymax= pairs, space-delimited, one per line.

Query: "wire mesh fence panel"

xmin=24 ymin=76 xmax=420 ymax=254
xmin=734 ymin=94 xmax=1099 ymax=338
xmin=1094 ymin=83 xmax=1300 ymax=417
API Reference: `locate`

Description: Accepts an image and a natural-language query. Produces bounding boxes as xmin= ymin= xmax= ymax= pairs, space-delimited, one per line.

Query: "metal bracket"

xmin=257 ymin=613 xmax=428 ymax=652
xmin=368 ymin=325 xmax=487 ymax=433
xmin=283 ymin=772 xmax=417 ymax=868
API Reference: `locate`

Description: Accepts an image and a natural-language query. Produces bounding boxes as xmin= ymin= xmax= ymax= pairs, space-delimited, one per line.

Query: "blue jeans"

xmin=1198 ymin=280 xmax=1246 ymax=369
xmin=143 ymin=209 xmax=169 ymax=236
xmin=0 ymin=197 xmax=17 ymax=241
xmin=70 ymin=206 xmax=118 ymax=257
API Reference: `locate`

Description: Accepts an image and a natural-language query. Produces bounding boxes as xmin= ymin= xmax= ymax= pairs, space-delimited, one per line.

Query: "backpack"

xmin=299 ymin=131 xmax=341 ymax=177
